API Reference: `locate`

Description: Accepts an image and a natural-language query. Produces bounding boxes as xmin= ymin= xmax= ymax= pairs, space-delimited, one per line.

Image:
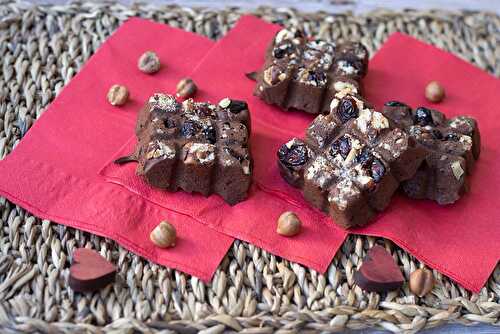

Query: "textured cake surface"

xmin=382 ymin=101 xmax=480 ymax=204
xmin=134 ymin=94 xmax=252 ymax=205
xmin=254 ymin=27 xmax=369 ymax=114
xmin=277 ymin=89 xmax=427 ymax=228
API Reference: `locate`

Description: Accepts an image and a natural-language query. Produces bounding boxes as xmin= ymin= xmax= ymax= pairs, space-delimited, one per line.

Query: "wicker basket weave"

xmin=0 ymin=1 xmax=499 ymax=333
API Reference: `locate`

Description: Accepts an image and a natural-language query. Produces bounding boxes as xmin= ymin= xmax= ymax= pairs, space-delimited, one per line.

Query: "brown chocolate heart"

xmin=354 ymin=245 xmax=404 ymax=292
xmin=69 ymin=248 xmax=116 ymax=292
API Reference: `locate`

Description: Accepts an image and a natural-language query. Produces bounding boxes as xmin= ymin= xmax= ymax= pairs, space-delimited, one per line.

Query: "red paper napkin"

xmin=0 ymin=18 xmax=235 ymax=281
xmin=102 ymin=16 xmax=499 ymax=291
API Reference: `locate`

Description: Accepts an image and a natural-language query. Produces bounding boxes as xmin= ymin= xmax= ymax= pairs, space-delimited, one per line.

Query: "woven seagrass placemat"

xmin=0 ymin=1 xmax=499 ymax=333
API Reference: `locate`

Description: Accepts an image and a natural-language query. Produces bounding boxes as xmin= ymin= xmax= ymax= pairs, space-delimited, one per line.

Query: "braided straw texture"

xmin=0 ymin=1 xmax=499 ymax=333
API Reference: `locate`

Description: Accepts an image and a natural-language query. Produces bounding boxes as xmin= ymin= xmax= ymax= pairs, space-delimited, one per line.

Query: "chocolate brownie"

xmin=277 ymin=89 xmax=427 ymax=228
xmin=254 ymin=27 xmax=369 ymax=114
xmin=132 ymin=93 xmax=252 ymax=205
xmin=382 ymin=101 xmax=480 ymax=204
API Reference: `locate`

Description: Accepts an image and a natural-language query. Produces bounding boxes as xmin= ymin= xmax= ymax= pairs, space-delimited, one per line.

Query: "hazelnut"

xmin=150 ymin=221 xmax=176 ymax=248
xmin=409 ymin=268 xmax=435 ymax=297
xmin=277 ymin=211 xmax=301 ymax=237
xmin=107 ymin=84 xmax=129 ymax=106
xmin=176 ymin=78 xmax=197 ymax=98
xmin=138 ymin=51 xmax=161 ymax=74
xmin=425 ymin=81 xmax=445 ymax=103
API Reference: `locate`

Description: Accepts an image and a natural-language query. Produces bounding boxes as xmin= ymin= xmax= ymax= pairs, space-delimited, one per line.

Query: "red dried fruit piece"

xmin=278 ymin=142 xmax=309 ymax=168
xmin=69 ymin=248 xmax=116 ymax=293
xmin=337 ymin=97 xmax=359 ymax=123
xmin=414 ymin=107 xmax=434 ymax=126
xmin=354 ymin=245 xmax=404 ymax=292
xmin=330 ymin=135 xmax=351 ymax=159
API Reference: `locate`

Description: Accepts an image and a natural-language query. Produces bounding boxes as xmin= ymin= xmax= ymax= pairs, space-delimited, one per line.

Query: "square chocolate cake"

xmin=254 ymin=27 xmax=369 ymax=114
xmin=382 ymin=101 xmax=480 ymax=204
xmin=133 ymin=93 xmax=252 ymax=205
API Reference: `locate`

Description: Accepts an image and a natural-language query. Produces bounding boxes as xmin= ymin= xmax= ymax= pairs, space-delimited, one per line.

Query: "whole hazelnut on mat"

xmin=176 ymin=78 xmax=197 ymax=98
xmin=409 ymin=268 xmax=435 ymax=297
xmin=425 ymin=81 xmax=445 ymax=103
xmin=277 ymin=211 xmax=301 ymax=237
xmin=138 ymin=51 xmax=161 ymax=74
xmin=107 ymin=84 xmax=129 ymax=106
xmin=150 ymin=221 xmax=176 ymax=248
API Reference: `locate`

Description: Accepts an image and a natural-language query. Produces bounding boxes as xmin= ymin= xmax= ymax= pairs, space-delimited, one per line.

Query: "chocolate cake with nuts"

xmin=132 ymin=93 xmax=252 ymax=205
xmin=277 ymin=89 xmax=427 ymax=228
xmin=254 ymin=27 xmax=369 ymax=114
xmin=382 ymin=101 xmax=480 ymax=204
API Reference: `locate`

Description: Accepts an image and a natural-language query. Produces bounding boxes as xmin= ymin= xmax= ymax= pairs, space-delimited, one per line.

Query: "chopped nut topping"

xmin=146 ymin=141 xmax=175 ymax=160
xmin=184 ymin=143 xmax=215 ymax=164
xmin=451 ymin=160 xmax=464 ymax=180
xmin=149 ymin=93 xmax=176 ymax=110
xmin=219 ymin=97 xmax=231 ymax=109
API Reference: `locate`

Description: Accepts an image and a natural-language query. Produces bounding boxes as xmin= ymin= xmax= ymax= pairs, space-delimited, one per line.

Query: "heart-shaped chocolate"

xmin=69 ymin=248 xmax=116 ymax=292
xmin=354 ymin=245 xmax=404 ymax=292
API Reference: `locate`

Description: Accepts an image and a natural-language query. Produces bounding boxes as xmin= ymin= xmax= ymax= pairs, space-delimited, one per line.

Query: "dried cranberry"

xmin=164 ymin=118 xmax=177 ymax=129
xmin=330 ymin=135 xmax=351 ymax=159
xmin=355 ymin=147 xmax=373 ymax=166
xmin=228 ymin=100 xmax=247 ymax=114
xmin=278 ymin=142 xmax=308 ymax=168
xmin=432 ymin=129 xmax=443 ymax=140
xmin=414 ymin=107 xmax=434 ymax=126
xmin=293 ymin=29 xmax=303 ymax=38
xmin=337 ymin=97 xmax=359 ymax=123
xmin=370 ymin=158 xmax=385 ymax=183
xmin=203 ymin=126 xmax=217 ymax=144
xmin=445 ymin=133 xmax=460 ymax=141
xmin=384 ymin=101 xmax=409 ymax=108
xmin=316 ymin=71 xmax=326 ymax=82
xmin=307 ymin=70 xmax=318 ymax=82
xmin=195 ymin=104 xmax=214 ymax=117
xmin=273 ymin=47 xmax=286 ymax=59
xmin=180 ymin=120 xmax=200 ymax=138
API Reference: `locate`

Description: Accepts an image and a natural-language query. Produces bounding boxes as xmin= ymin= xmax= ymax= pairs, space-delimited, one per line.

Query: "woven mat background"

xmin=0 ymin=1 xmax=499 ymax=333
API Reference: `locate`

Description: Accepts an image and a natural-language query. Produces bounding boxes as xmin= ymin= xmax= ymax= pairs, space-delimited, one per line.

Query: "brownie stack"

xmin=134 ymin=93 xmax=252 ymax=205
